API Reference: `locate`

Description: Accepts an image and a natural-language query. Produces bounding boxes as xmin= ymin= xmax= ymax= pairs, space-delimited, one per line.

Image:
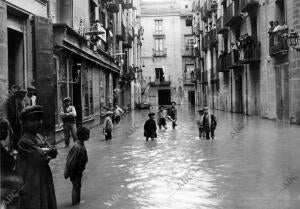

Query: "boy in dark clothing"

xmin=144 ymin=112 xmax=157 ymax=141
xmin=64 ymin=127 xmax=89 ymax=205
xmin=169 ymin=102 xmax=177 ymax=129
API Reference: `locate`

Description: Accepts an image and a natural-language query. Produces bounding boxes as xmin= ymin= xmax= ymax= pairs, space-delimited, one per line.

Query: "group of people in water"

xmin=143 ymin=102 xmax=217 ymax=141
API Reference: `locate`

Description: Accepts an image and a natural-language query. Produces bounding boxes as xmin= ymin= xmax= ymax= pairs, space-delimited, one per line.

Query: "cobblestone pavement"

xmin=50 ymin=106 xmax=300 ymax=209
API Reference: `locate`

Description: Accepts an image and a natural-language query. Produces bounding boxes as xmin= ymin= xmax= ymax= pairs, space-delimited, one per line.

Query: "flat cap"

xmin=106 ymin=111 xmax=113 ymax=115
xmin=198 ymin=109 xmax=204 ymax=112
xmin=148 ymin=112 xmax=155 ymax=116
xmin=171 ymin=101 xmax=176 ymax=105
xmin=63 ymin=97 xmax=71 ymax=103
xmin=20 ymin=105 xmax=43 ymax=122
xmin=203 ymin=106 xmax=209 ymax=110
xmin=27 ymin=86 xmax=36 ymax=91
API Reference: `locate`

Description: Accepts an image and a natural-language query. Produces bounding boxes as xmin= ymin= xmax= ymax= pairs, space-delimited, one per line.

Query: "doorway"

xmin=8 ymin=28 xmax=24 ymax=88
xmin=158 ymin=89 xmax=171 ymax=105
xmin=235 ymin=73 xmax=243 ymax=113
xmin=188 ymin=91 xmax=195 ymax=105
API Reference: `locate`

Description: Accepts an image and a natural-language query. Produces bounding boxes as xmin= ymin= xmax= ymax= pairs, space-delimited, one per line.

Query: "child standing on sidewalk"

xmin=103 ymin=111 xmax=113 ymax=140
xmin=64 ymin=126 xmax=89 ymax=205
xmin=144 ymin=112 xmax=157 ymax=141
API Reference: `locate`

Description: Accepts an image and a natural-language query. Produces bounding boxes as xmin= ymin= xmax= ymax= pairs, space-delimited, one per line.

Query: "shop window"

xmin=82 ymin=66 xmax=94 ymax=118
xmin=56 ymin=55 xmax=71 ymax=127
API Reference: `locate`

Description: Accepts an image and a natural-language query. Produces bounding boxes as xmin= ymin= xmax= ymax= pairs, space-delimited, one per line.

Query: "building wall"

xmin=193 ymin=0 xmax=300 ymax=124
xmin=141 ymin=0 xmax=193 ymax=105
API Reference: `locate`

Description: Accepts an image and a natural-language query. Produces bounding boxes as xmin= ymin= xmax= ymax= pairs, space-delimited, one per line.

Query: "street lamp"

xmin=288 ymin=29 xmax=300 ymax=51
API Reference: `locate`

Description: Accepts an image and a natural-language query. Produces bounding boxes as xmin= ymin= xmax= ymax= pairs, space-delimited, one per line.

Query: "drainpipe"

xmin=47 ymin=0 xmax=51 ymax=19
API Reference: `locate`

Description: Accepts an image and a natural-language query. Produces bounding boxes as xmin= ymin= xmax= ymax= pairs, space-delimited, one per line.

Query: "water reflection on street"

xmin=51 ymin=105 xmax=300 ymax=209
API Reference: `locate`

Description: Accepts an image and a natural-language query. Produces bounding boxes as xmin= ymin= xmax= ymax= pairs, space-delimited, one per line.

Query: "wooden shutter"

xmin=34 ymin=16 xmax=56 ymax=143
xmin=0 ymin=1 xmax=7 ymax=117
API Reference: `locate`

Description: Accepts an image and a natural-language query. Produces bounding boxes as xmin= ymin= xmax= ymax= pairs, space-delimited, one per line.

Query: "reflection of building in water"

xmin=140 ymin=0 xmax=196 ymax=106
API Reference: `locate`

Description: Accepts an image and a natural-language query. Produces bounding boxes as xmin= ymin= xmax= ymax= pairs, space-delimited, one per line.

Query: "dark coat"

xmin=144 ymin=119 xmax=157 ymax=138
xmin=64 ymin=141 xmax=88 ymax=181
xmin=16 ymin=132 xmax=57 ymax=209
xmin=203 ymin=113 xmax=217 ymax=131
xmin=0 ymin=144 xmax=15 ymax=175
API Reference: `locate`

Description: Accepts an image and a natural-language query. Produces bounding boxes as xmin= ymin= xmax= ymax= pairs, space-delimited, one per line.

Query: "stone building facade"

xmin=0 ymin=0 xmax=143 ymax=142
xmin=140 ymin=0 xmax=195 ymax=106
xmin=192 ymin=0 xmax=300 ymax=124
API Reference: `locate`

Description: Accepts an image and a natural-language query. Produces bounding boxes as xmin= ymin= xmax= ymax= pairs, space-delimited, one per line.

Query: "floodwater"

xmin=51 ymin=105 xmax=300 ymax=209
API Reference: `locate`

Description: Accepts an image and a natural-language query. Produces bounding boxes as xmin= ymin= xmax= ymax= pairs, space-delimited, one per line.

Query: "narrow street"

xmin=50 ymin=106 xmax=300 ymax=209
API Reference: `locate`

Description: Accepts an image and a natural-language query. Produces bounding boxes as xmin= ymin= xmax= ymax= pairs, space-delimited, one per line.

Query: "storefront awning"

xmin=53 ymin=23 xmax=120 ymax=74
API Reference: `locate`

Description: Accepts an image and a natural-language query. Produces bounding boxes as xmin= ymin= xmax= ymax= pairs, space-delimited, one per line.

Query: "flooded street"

xmin=51 ymin=106 xmax=300 ymax=209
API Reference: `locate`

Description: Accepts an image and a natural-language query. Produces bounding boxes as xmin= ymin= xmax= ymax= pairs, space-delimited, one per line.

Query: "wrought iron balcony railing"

xmin=225 ymin=51 xmax=243 ymax=69
xmin=269 ymin=28 xmax=289 ymax=57
xmin=153 ymin=29 xmax=165 ymax=36
xmin=153 ymin=48 xmax=167 ymax=57
xmin=149 ymin=76 xmax=171 ymax=86
xmin=107 ymin=0 xmax=120 ymax=13
xmin=224 ymin=2 xmax=242 ymax=27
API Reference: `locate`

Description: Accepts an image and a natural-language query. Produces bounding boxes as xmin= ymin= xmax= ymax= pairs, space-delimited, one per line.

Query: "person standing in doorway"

xmin=202 ymin=107 xmax=217 ymax=140
xmin=60 ymin=97 xmax=77 ymax=147
xmin=169 ymin=102 xmax=177 ymax=129
xmin=64 ymin=127 xmax=89 ymax=206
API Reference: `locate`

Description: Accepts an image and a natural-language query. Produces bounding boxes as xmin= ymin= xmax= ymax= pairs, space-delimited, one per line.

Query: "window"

xmin=155 ymin=20 xmax=163 ymax=33
xmin=185 ymin=37 xmax=194 ymax=51
xmin=185 ymin=64 xmax=195 ymax=80
xmin=185 ymin=5 xmax=188 ymax=9
xmin=155 ymin=38 xmax=164 ymax=51
xmin=82 ymin=65 xmax=94 ymax=118
xmin=275 ymin=0 xmax=286 ymax=24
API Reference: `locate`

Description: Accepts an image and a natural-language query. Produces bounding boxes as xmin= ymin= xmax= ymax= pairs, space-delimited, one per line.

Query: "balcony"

xmin=116 ymin=22 xmax=126 ymax=41
xmin=209 ymin=29 xmax=218 ymax=47
xmin=269 ymin=28 xmax=289 ymax=57
xmin=241 ymin=0 xmax=259 ymax=13
xmin=225 ymin=51 xmax=243 ymax=69
xmin=123 ymin=28 xmax=133 ymax=48
xmin=149 ymin=76 xmax=171 ymax=86
xmin=122 ymin=0 xmax=133 ymax=9
xmin=107 ymin=0 xmax=120 ymax=13
xmin=204 ymin=1 xmax=212 ymax=17
xmin=224 ymin=2 xmax=242 ymax=28
xmin=85 ymin=23 xmax=106 ymax=43
xmin=217 ymin=53 xmax=228 ymax=72
xmin=153 ymin=48 xmax=167 ymax=57
xmin=239 ymin=36 xmax=261 ymax=64
xmin=153 ymin=29 xmax=165 ymax=37
xmin=216 ymin=16 xmax=228 ymax=34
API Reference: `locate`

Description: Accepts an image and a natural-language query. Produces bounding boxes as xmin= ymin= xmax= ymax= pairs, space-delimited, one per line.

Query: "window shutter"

xmin=0 ymin=1 xmax=7 ymax=117
xmin=34 ymin=16 xmax=56 ymax=143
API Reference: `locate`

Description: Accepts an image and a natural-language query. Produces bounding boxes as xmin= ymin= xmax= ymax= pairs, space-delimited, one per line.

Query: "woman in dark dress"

xmin=144 ymin=112 xmax=157 ymax=141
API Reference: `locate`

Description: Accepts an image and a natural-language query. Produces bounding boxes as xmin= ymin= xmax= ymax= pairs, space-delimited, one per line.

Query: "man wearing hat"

xmin=202 ymin=107 xmax=217 ymax=140
xmin=144 ymin=112 xmax=157 ymax=141
xmin=103 ymin=111 xmax=113 ymax=140
xmin=24 ymin=86 xmax=37 ymax=106
xmin=16 ymin=105 xmax=58 ymax=209
xmin=60 ymin=97 xmax=77 ymax=147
